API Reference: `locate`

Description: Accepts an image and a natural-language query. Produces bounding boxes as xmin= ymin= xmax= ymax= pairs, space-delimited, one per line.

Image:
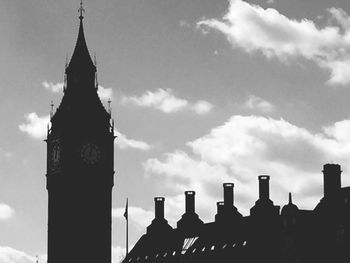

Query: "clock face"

xmin=81 ymin=143 xmax=101 ymax=165
xmin=50 ymin=142 xmax=61 ymax=170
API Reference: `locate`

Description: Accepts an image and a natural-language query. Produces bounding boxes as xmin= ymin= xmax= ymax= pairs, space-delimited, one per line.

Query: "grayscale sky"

xmin=1 ymin=0 xmax=350 ymax=262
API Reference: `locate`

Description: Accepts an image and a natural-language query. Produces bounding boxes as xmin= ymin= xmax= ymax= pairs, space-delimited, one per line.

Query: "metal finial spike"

xmin=50 ymin=101 xmax=54 ymax=118
xmin=108 ymin=99 xmax=112 ymax=114
xmin=288 ymin=192 xmax=292 ymax=204
xmin=78 ymin=0 xmax=85 ymax=20
xmin=65 ymin=53 xmax=68 ymax=69
xmin=94 ymin=52 xmax=97 ymax=67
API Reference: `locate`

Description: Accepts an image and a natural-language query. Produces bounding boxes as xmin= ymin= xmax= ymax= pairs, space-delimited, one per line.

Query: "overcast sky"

xmin=2 ymin=0 xmax=350 ymax=262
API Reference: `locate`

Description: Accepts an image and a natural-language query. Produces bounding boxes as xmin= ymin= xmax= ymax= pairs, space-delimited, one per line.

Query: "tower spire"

xmin=66 ymin=0 xmax=95 ymax=75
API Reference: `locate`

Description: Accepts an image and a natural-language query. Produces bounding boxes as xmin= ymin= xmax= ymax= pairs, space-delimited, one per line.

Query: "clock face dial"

xmin=81 ymin=143 xmax=101 ymax=165
xmin=50 ymin=142 xmax=61 ymax=170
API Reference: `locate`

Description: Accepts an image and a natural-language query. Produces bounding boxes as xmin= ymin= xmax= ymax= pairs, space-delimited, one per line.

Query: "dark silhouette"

xmin=124 ymin=164 xmax=350 ymax=263
xmin=45 ymin=2 xmax=115 ymax=263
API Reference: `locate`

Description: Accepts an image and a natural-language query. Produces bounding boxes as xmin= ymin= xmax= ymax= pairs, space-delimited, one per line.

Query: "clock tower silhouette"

xmin=46 ymin=3 xmax=115 ymax=263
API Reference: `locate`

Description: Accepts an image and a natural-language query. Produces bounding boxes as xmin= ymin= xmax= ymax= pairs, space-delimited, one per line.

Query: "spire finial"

xmin=50 ymin=101 xmax=54 ymax=118
xmin=288 ymin=192 xmax=292 ymax=204
xmin=78 ymin=0 xmax=85 ymax=21
xmin=108 ymin=99 xmax=112 ymax=114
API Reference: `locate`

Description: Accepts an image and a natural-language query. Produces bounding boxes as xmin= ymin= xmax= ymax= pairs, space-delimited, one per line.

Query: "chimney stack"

xmin=154 ymin=197 xmax=165 ymax=219
xmin=147 ymin=197 xmax=173 ymax=235
xmin=223 ymin=183 xmax=234 ymax=207
xmin=185 ymin=191 xmax=195 ymax=214
xmin=217 ymin=201 xmax=224 ymax=215
xmin=259 ymin=175 xmax=270 ymax=200
xmin=323 ymin=164 xmax=341 ymax=198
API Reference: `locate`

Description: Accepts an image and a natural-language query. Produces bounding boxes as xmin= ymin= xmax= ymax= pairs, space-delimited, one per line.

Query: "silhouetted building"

xmin=45 ymin=4 xmax=115 ymax=263
xmin=124 ymin=164 xmax=350 ymax=263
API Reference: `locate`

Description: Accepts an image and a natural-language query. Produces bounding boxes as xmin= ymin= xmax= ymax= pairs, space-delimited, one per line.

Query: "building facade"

xmin=45 ymin=6 xmax=115 ymax=263
xmin=124 ymin=164 xmax=350 ymax=263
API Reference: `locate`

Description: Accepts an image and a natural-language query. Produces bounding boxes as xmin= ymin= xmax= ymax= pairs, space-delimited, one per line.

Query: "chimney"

xmin=185 ymin=191 xmax=195 ymax=214
xmin=154 ymin=197 xmax=165 ymax=219
xmin=223 ymin=183 xmax=234 ymax=207
xmin=217 ymin=201 xmax=224 ymax=214
xmin=323 ymin=164 xmax=341 ymax=197
xmin=259 ymin=175 xmax=270 ymax=200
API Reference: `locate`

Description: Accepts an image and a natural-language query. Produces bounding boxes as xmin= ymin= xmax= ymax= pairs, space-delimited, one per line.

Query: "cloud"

xmin=191 ymin=100 xmax=214 ymax=115
xmin=19 ymin=113 xmax=49 ymax=139
xmin=122 ymin=89 xmax=213 ymax=114
xmin=42 ymin=81 xmax=63 ymax=93
xmin=98 ymin=86 xmax=113 ymax=101
xmin=0 ymin=247 xmax=37 ymax=263
xmin=244 ymin=95 xmax=275 ymax=112
xmin=179 ymin=20 xmax=192 ymax=29
xmin=144 ymin=115 xmax=350 ymax=221
xmin=112 ymin=206 xmax=154 ymax=230
xmin=0 ymin=148 xmax=12 ymax=159
xmin=0 ymin=204 xmax=14 ymax=220
xmin=122 ymin=89 xmax=188 ymax=113
xmin=42 ymin=81 xmax=113 ymax=101
xmin=197 ymin=0 xmax=350 ymax=85
xmin=112 ymin=246 xmax=126 ymax=263
xmin=0 ymin=245 xmax=125 ymax=263
xmin=115 ymin=130 xmax=152 ymax=151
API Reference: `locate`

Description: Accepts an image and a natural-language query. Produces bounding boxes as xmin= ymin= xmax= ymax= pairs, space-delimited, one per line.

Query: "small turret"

xmin=281 ymin=193 xmax=299 ymax=216
xmin=281 ymin=193 xmax=299 ymax=228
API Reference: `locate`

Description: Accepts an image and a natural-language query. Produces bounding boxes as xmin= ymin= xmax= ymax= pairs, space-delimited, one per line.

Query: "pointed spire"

xmin=66 ymin=1 xmax=95 ymax=74
xmin=288 ymin=192 xmax=292 ymax=204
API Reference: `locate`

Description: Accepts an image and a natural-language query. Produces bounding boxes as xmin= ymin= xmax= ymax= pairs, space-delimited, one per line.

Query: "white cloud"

xmin=191 ymin=100 xmax=214 ymax=115
xmin=112 ymin=246 xmax=126 ymax=263
xmin=19 ymin=113 xmax=49 ymax=139
xmin=122 ymin=89 xmax=213 ymax=114
xmin=112 ymin=206 xmax=154 ymax=230
xmin=197 ymin=0 xmax=350 ymax=85
xmin=42 ymin=81 xmax=63 ymax=93
xmin=144 ymin=115 xmax=350 ymax=220
xmin=0 ymin=204 xmax=14 ymax=220
xmin=266 ymin=0 xmax=275 ymax=4
xmin=0 ymin=247 xmax=36 ymax=263
xmin=244 ymin=95 xmax=275 ymax=112
xmin=98 ymin=86 xmax=113 ymax=101
xmin=42 ymin=81 xmax=113 ymax=101
xmin=115 ymin=130 xmax=152 ymax=151
xmin=0 ymin=148 xmax=12 ymax=159
xmin=122 ymin=89 xmax=188 ymax=113
xmin=179 ymin=20 xmax=192 ymax=29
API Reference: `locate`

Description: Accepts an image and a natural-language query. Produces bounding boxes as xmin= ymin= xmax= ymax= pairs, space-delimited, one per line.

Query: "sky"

xmin=2 ymin=0 xmax=350 ymax=262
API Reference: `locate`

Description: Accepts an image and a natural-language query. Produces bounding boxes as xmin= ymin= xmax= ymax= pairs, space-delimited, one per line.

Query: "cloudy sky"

xmin=2 ymin=0 xmax=350 ymax=262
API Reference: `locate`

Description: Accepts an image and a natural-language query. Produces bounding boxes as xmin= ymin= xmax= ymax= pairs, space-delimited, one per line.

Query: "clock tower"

xmin=46 ymin=3 xmax=115 ymax=263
